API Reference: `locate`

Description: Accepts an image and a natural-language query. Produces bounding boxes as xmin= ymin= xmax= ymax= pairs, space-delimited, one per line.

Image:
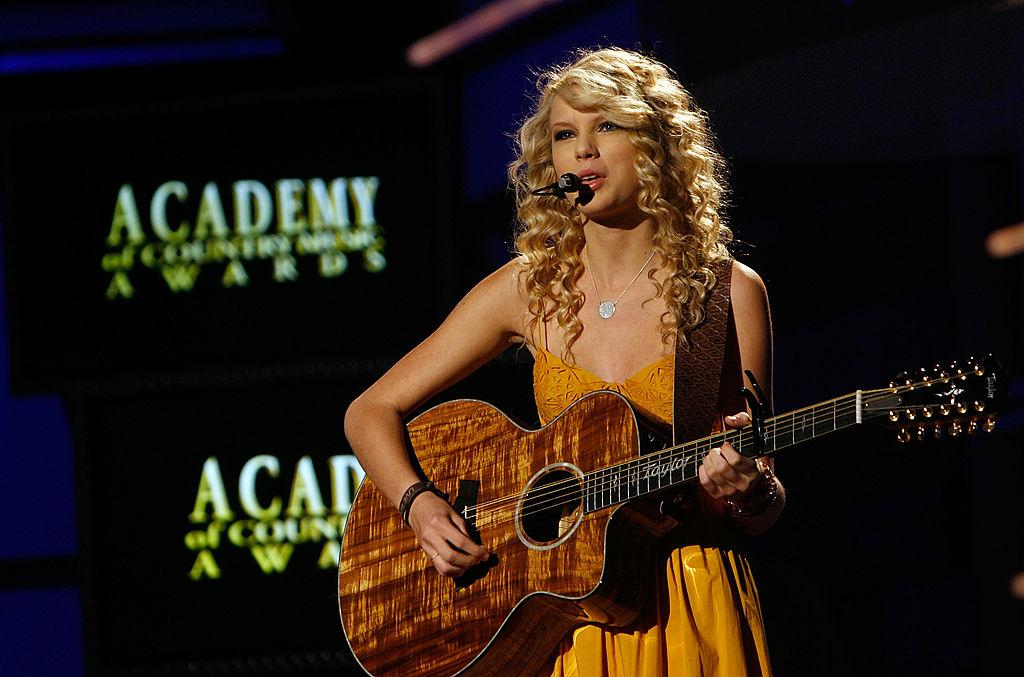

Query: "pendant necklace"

xmin=585 ymin=248 xmax=657 ymax=319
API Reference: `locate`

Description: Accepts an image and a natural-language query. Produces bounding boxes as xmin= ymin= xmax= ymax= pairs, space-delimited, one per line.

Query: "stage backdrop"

xmin=1 ymin=78 xmax=455 ymax=394
xmin=1 ymin=76 xmax=456 ymax=674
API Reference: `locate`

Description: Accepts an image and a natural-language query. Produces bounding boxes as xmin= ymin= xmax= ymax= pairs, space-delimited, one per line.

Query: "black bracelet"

xmin=398 ymin=481 xmax=448 ymax=524
xmin=725 ymin=461 xmax=779 ymax=518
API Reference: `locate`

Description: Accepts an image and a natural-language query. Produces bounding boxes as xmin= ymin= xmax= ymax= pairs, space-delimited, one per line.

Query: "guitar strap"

xmin=672 ymin=258 xmax=733 ymax=444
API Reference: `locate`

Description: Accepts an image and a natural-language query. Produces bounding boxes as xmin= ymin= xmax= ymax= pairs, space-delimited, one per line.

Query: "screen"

xmin=1 ymin=78 xmax=454 ymax=393
xmin=74 ymin=381 xmax=367 ymax=673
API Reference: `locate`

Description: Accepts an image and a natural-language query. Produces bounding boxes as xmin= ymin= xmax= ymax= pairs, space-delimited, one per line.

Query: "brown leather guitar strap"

xmin=672 ymin=258 xmax=733 ymax=445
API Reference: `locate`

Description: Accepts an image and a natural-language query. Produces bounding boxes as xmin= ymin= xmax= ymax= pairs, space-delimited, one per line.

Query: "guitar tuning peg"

xmin=939 ymin=404 xmax=951 ymax=416
xmin=905 ymin=408 xmax=916 ymax=421
xmin=956 ymin=402 xmax=968 ymax=414
xmin=973 ymin=401 xmax=985 ymax=412
xmin=973 ymin=364 xmax=985 ymax=376
xmin=967 ymin=418 xmax=978 ymax=435
xmin=983 ymin=416 xmax=997 ymax=433
xmin=888 ymin=410 xmax=899 ymax=422
xmin=916 ymin=425 xmax=927 ymax=441
xmin=949 ymin=421 xmax=962 ymax=437
xmin=922 ymin=406 xmax=933 ymax=418
xmin=897 ymin=428 xmax=911 ymax=443
xmin=933 ymin=423 xmax=943 ymax=439
xmin=888 ymin=380 xmax=897 ymax=390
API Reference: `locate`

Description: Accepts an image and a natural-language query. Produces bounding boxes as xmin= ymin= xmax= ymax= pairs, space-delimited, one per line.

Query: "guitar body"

xmin=338 ymin=391 xmax=678 ymax=676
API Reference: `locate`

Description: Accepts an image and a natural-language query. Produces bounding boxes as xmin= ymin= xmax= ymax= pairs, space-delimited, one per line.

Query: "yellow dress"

xmin=533 ymin=348 xmax=773 ymax=677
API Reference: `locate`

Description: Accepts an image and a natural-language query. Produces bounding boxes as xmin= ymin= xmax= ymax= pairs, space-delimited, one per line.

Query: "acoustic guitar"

xmin=338 ymin=355 xmax=1006 ymax=676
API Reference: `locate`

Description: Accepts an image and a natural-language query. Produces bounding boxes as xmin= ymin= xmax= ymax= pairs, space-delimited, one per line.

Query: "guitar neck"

xmin=584 ymin=389 xmax=895 ymax=513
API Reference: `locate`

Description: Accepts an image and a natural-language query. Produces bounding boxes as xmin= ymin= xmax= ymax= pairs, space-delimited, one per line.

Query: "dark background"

xmin=2 ymin=79 xmax=454 ymax=390
xmin=1 ymin=1 xmax=1022 ymax=675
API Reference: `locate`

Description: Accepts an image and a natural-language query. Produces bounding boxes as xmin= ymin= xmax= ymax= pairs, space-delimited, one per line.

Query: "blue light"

xmin=0 ymin=37 xmax=283 ymax=75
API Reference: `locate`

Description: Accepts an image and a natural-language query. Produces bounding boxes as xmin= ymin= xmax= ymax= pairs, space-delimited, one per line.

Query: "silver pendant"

xmin=598 ymin=300 xmax=616 ymax=319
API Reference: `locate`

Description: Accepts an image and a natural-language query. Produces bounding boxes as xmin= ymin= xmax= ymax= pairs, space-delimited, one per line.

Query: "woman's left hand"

xmin=698 ymin=412 xmax=763 ymax=501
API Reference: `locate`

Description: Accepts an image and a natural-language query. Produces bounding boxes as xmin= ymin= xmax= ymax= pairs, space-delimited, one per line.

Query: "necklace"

xmin=585 ymin=248 xmax=656 ymax=319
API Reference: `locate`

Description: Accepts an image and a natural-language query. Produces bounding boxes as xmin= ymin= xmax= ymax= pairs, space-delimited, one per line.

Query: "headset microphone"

xmin=530 ymin=173 xmax=582 ymax=197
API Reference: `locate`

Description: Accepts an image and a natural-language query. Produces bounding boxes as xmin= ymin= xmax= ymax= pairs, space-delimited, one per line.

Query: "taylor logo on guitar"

xmin=338 ymin=355 xmax=1006 ymax=676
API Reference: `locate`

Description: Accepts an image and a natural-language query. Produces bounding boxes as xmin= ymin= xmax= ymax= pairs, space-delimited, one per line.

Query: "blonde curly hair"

xmin=510 ymin=47 xmax=732 ymax=360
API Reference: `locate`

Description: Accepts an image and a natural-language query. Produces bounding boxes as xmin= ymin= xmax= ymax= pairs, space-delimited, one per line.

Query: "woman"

xmin=344 ymin=47 xmax=784 ymax=676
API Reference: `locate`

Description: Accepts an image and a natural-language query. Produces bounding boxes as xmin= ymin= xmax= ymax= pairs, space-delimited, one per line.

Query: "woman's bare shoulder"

xmin=464 ymin=258 xmax=530 ymax=309
xmin=449 ymin=258 xmax=533 ymax=341
xmin=729 ymin=259 xmax=769 ymax=309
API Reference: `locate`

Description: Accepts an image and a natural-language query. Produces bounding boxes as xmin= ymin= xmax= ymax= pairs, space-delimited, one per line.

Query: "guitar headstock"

xmin=878 ymin=354 xmax=1008 ymax=443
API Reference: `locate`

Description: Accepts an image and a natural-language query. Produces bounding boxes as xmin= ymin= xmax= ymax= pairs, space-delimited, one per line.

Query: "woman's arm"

xmin=344 ymin=260 xmax=526 ymax=574
xmin=698 ymin=260 xmax=785 ymax=535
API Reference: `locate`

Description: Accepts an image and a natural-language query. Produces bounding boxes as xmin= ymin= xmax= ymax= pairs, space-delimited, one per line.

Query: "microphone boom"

xmin=531 ymin=173 xmax=582 ymax=197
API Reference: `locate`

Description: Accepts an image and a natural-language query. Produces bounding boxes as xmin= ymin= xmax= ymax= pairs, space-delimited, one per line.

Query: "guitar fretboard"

xmin=583 ymin=390 xmax=879 ymax=513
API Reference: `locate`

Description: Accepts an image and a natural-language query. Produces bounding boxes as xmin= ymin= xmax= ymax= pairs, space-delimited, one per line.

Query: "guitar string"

xmin=475 ymin=411 xmax=937 ymax=528
xmin=446 ymin=370 xmax=979 ymax=521
xmin=467 ymin=378 xmax=984 ymax=524
xmin=479 ymin=411 xmax=974 ymax=528
xmin=471 ymin=384 xmax=975 ymax=523
xmin=570 ymin=363 xmax=977 ymax=506
xmin=467 ymin=384 xmax=894 ymax=518
xmin=549 ymin=396 xmax=977 ymax=515
xmin=470 ymin=398 xmax=966 ymax=526
xmin=479 ymin=408 xmax=852 ymax=525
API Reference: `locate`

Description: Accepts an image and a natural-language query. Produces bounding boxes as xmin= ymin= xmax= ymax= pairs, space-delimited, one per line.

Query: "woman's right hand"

xmin=407 ymin=492 xmax=490 ymax=577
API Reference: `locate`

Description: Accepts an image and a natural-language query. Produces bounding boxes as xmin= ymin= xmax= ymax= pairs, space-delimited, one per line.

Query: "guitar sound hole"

xmin=520 ymin=469 xmax=583 ymax=545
